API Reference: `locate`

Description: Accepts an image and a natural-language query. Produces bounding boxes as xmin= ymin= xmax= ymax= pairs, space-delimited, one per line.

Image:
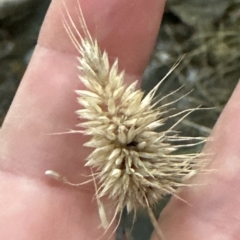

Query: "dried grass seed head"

xmin=62 ymin=5 xmax=206 ymax=214
xmin=46 ymin=2 xmax=209 ymax=239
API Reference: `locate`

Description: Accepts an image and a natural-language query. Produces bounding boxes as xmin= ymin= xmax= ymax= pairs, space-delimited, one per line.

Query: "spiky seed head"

xmin=44 ymin=3 xmax=209 ymax=238
xmin=74 ymin=33 xmax=206 ymax=215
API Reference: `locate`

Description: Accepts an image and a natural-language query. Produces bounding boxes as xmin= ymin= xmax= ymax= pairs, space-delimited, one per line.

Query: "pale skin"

xmin=0 ymin=0 xmax=239 ymax=239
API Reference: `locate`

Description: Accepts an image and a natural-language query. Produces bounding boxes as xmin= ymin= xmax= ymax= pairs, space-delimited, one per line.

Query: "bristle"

xmin=45 ymin=2 xmax=210 ymax=239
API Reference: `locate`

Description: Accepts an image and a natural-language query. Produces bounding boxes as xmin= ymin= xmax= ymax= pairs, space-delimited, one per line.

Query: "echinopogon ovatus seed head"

xmin=45 ymin=2 xmax=209 ymax=239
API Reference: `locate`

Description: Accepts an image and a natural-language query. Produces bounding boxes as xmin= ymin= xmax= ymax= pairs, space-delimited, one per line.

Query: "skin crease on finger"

xmin=0 ymin=0 xmax=168 ymax=239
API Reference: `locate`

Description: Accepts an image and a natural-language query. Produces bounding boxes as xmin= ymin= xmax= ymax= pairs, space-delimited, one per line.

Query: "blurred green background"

xmin=0 ymin=0 xmax=239 ymax=239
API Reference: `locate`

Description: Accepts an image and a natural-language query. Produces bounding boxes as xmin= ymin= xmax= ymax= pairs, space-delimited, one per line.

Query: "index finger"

xmin=0 ymin=0 xmax=165 ymax=182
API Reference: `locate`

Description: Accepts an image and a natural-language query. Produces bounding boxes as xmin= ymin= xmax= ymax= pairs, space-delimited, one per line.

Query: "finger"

xmin=40 ymin=0 xmax=163 ymax=76
xmin=151 ymin=82 xmax=240 ymax=239
xmin=0 ymin=0 xmax=165 ymax=181
xmin=0 ymin=1 xmax=165 ymax=239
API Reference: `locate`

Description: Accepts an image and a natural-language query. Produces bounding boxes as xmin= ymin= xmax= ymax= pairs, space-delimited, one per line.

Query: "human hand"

xmin=0 ymin=0 xmax=164 ymax=239
xmin=0 ymin=0 xmax=239 ymax=239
